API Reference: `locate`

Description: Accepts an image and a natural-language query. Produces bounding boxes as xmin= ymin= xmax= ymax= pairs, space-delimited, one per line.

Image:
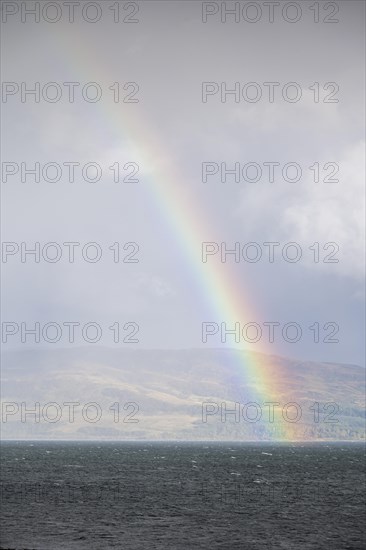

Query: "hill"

xmin=1 ymin=347 xmax=365 ymax=441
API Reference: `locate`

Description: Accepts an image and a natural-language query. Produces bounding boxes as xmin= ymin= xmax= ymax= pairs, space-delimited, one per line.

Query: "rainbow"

xmin=46 ymin=27 xmax=294 ymax=440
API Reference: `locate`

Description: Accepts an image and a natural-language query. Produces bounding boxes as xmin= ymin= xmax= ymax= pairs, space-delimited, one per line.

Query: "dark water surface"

xmin=1 ymin=441 xmax=365 ymax=549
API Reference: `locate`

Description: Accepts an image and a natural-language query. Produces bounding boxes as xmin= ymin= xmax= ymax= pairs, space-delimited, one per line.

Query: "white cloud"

xmin=134 ymin=273 xmax=176 ymax=298
xmin=235 ymin=141 xmax=365 ymax=281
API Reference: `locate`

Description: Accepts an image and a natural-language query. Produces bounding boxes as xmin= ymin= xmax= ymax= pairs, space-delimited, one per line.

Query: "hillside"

xmin=1 ymin=347 xmax=365 ymax=441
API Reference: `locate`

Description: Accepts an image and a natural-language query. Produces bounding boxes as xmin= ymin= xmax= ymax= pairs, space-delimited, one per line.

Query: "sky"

xmin=1 ymin=0 xmax=365 ymax=366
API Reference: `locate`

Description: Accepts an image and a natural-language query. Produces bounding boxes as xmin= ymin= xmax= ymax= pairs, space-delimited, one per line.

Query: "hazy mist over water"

xmin=1 ymin=0 xmax=365 ymax=548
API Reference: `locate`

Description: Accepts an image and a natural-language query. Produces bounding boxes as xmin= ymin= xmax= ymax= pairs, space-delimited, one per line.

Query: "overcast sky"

xmin=1 ymin=0 xmax=365 ymax=366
